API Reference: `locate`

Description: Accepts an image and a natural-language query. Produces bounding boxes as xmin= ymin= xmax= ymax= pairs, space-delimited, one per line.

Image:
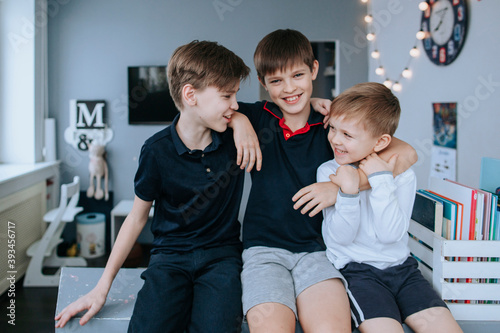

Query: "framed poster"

xmin=433 ymin=102 xmax=457 ymax=149
xmin=430 ymin=102 xmax=457 ymax=181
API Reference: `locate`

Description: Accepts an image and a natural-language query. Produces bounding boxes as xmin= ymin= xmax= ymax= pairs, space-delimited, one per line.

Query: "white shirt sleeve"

xmin=367 ymin=170 xmax=417 ymax=244
xmin=317 ymin=161 xmax=361 ymax=245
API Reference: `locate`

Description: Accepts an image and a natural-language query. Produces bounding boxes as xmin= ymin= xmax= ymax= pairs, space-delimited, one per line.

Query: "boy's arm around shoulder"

xmin=310 ymin=97 xmax=332 ymax=126
xmin=380 ymin=137 xmax=417 ymax=175
xmin=55 ymin=196 xmax=152 ymax=328
xmin=228 ymin=111 xmax=262 ymax=172
xmin=357 ymin=137 xmax=417 ymax=191
xmin=295 ymin=138 xmax=417 ymax=213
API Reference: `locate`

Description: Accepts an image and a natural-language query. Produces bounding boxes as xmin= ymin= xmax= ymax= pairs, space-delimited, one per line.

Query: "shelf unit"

xmin=408 ymin=219 xmax=500 ymax=321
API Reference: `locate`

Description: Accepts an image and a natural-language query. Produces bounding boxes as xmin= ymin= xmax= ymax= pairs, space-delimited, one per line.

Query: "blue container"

xmin=76 ymin=213 xmax=105 ymax=258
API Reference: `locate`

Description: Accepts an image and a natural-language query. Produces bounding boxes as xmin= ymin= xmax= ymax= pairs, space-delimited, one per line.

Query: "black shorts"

xmin=341 ymin=256 xmax=447 ymax=327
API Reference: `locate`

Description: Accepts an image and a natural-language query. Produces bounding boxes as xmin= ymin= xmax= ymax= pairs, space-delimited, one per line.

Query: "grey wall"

xmin=368 ymin=0 xmax=500 ymax=190
xmin=48 ymin=0 xmax=368 ymax=205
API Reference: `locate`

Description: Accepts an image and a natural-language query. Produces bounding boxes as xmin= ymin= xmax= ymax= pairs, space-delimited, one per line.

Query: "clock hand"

xmin=435 ymin=7 xmax=449 ymax=17
xmin=433 ymin=7 xmax=448 ymax=32
xmin=434 ymin=19 xmax=443 ymax=32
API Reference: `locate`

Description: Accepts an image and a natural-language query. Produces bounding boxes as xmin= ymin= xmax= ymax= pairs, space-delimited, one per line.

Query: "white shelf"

xmin=110 ymin=200 xmax=153 ymax=248
xmin=409 ymin=220 xmax=500 ymax=321
xmin=0 ymin=161 xmax=60 ymax=199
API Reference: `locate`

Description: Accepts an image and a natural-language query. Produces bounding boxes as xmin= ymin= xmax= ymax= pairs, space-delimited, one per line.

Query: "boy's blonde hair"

xmin=330 ymin=82 xmax=401 ymax=137
xmin=254 ymin=29 xmax=316 ymax=82
xmin=167 ymin=40 xmax=250 ymax=110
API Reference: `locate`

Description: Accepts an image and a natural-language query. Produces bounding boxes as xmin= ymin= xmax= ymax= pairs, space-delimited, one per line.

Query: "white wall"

xmin=368 ymin=0 xmax=500 ymax=190
xmin=0 ymin=0 xmax=38 ymax=163
xmin=48 ymin=0 xmax=369 ymax=204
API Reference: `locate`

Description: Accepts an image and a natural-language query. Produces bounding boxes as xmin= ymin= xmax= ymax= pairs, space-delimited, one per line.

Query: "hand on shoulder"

xmin=359 ymin=153 xmax=398 ymax=177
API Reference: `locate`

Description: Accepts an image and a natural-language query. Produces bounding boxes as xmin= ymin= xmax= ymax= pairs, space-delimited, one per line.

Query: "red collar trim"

xmin=263 ymin=101 xmax=322 ymax=141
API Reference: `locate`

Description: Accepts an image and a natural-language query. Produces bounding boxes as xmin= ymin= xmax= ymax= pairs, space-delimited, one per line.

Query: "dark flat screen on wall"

xmin=128 ymin=66 xmax=178 ymax=124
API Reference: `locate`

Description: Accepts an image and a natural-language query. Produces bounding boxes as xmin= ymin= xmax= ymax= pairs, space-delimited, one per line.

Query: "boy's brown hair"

xmin=330 ymin=82 xmax=401 ymax=137
xmin=254 ymin=29 xmax=316 ymax=82
xmin=167 ymin=40 xmax=250 ymax=110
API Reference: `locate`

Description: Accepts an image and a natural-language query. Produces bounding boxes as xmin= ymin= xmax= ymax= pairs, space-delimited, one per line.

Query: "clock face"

xmin=421 ymin=0 xmax=468 ymax=66
xmin=429 ymin=0 xmax=454 ymax=45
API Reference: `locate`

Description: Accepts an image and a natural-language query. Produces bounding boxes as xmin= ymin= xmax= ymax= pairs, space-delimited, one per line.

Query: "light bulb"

xmin=393 ymin=82 xmax=402 ymax=92
xmin=371 ymin=50 xmax=380 ymax=59
xmin=364 ymin=15 xmax=373 ymax=23
xmin=402 ymin=68 xmax=412 ymax=78
xmin=383 ymin=79 xmax=392 ymax=89
xmin=416 ymin=30 xmax=427 ymax=40
xmin=366 ymin=32 xmax=375 ymax=41
xmin=418 ymin=2 xmax=429 ymax=11
xmin=410 ymin=46 xmax=420 ymax=57
xmin=361 ymin=0 xmax=368 ymax=3
xmin=375 ymin=66 xmax=385 ymax=76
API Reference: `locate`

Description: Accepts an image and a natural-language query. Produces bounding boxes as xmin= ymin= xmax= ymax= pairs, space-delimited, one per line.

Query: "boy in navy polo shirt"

xmin=237 ymin=29 xmax=418 ymax=332
xmin=55 ymin=41 xmax=258 ymax=333
xmin=319 ymin=82 xmax=462 ymax=333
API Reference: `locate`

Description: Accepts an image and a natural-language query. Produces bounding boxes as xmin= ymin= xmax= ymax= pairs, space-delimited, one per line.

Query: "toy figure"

xmin=87 ymin=143 xmax=109 ymax=201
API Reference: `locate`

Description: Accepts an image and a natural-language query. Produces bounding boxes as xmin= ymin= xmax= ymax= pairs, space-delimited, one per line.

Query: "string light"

xmin=364 ymin=1 xmax=425 ymax=92
xmin=393 ymin=81 xmax=402 ymax=92
xmin=416 ymin=30 xmax=427 ymax=40
xmin=418 ymin=2 xmax=429 ymax=11
xmin=410 ymin=46 xmax=420 ymax=57
xmin=402 ymin=67 xmax=412 ymax=78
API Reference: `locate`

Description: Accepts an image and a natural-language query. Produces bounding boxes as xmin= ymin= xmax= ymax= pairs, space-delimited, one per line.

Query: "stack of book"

xmin=412 ymin=157 xmax=500 ymax=241
xmin=409 ymin=157 xmax=500 ymax=310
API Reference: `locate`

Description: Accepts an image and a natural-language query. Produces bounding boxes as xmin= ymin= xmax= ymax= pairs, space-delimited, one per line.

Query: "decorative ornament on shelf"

xmin=364 ymin=0 xmax=430 ymax=92
xmin=87 ymin=143 xmax=109 ymax=201
xmin=64 ymin=100 xmax=113 ymax=151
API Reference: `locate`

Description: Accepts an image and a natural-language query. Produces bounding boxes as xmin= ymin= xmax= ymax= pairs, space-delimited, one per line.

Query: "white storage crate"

xmin=408 ymin=220 xmax=500 ymax=321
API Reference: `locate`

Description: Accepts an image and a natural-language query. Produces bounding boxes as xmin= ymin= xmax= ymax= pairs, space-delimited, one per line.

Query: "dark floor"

xmin=0 ymin=244 xmax=151 ymax=333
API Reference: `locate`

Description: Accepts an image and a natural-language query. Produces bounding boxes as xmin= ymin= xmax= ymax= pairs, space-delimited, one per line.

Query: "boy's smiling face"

xmin=261 ymin=61 xmax=318 ymax=119
xmin=327 ymin=115 xmax=381 ymax=166
xmin=192 ymin=83 xmax=240 ymax=133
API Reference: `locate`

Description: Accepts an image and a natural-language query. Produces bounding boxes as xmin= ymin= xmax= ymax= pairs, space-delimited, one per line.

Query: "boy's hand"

xmin=358 ymin=153 xmax=398 ymax=177
xmin=234 ymin=131 xmax=262 ymax=172
xmin=329 ymin=164 xmax=359 ymax=195
xmin=379 ymin=137 xmax=417 ymax=176
xmin=310 ymin=98 xmax=332 ymax=127
xmin=292 ymin=181 xmax=339 ymax=217
xmin=230 ymin=113 xmax=262 ymax=172
xmin=54 ymin=286 xmax=107 ymax=328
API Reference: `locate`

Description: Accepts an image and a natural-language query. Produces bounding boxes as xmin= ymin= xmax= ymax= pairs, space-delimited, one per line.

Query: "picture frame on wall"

xmin=128 ymin=66 xmax=179 ymax=125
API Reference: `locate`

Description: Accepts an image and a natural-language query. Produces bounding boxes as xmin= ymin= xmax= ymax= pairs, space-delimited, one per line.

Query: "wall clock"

xmin=421 ymin=0 xmax=468 ymax=66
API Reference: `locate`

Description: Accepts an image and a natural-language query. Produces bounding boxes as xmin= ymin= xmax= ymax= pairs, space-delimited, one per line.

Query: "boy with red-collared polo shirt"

xmin=237 ymin=29 xmax=418 ymax=333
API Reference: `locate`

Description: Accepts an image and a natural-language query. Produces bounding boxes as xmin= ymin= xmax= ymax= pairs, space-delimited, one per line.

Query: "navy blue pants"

xmin=128 ymin=244 xmax=243 ymax=333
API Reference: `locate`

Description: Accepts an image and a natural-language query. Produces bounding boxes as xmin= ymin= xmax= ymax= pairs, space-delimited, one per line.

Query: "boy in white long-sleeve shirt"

xmin=318 ymin=82 xmax=462 ymax=333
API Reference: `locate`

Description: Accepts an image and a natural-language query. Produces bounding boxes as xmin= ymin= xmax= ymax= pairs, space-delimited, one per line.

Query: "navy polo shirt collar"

xmin=170 ymin=114 xmax=223 ymax=155
xmin=263 ymin=101 xmax=325 ymax=140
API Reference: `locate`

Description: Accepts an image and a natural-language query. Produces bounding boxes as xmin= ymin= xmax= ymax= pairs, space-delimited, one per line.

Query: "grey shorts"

xmin=241 ymin=246 xmax=346 ymax=317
